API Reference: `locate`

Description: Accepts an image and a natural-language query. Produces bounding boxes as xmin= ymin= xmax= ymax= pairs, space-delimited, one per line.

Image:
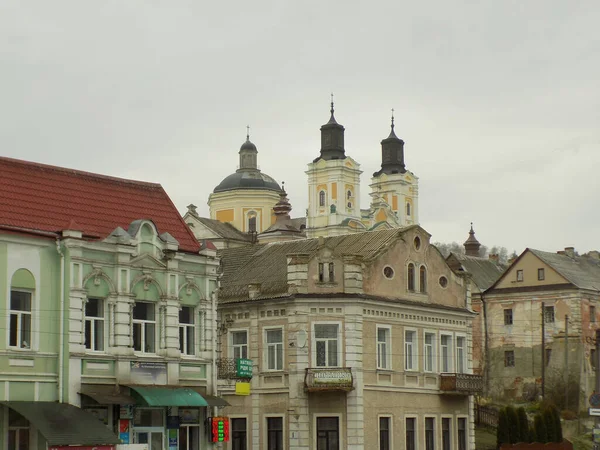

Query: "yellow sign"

xmin=235 ymin=382 xmax=251 ymax=396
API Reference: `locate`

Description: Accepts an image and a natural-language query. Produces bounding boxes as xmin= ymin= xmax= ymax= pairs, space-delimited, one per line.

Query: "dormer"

xmin=127 ymin=219 xmax=180 ymax=260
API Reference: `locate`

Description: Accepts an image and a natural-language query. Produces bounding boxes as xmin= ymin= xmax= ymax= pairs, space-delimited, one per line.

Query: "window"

xmin=504 ymin=350 xmax=515 ymax=367
xmin=516 ymin=269 xmax=524 ymax=282
xmin=314 ymin=324 xmax=339 ymax=367
xmin=179 ymin=306 xmax=195 ymax=356
xmin=85 ymin=298 xmax=105 ymax=351
xmin=232 ymin=331 xmax=248 ymax=359
xmin=419 ymin=265 xmax=427 ymax=293
xmin=319 ymin=263 xmax=325 ymax=282
xmin=405 ymin=418 xmax=416 ymax=450
xmin=266 ymin=328 xmax=283 ymax=371
xmin=407 ymin=263 xmax=415 ymax=291
xmin=133 ymin=302 xmax=156 ymax=353
xmin=458 ymin=418 xmax=467 ymax=450
xmin=591 ymin=306 xmax=596 ymax=323
xmin=231 ymin=418 xmax=247 ymax=450
xmin=545 ymin=348 xmax=552 ymax=366
xmin=248 ymin=215 xmax=257 ymax=233
xmin=316 ymin=417 xmax=339 ymax=450
xmin=8 ymin=409 xmax=29 ymax=450
xmin=504 ymin=308 xmax=513 ymax=325
xmin=328 ymin=263 xmax=335 ymax=282
xmin=538 ymin=268 xmax=545 ymax=281
xmin=383 ymin=266 xmax=394 ymax=279
xmin=347 ymin=190 xmax=352 ymax=200
xmin=456 ymin=336 xmax=466 ymax=373
xmin=319 ymin=190 xmax=326 ymax=207
xmin=425 ymin=417 xmax=435 ymax=450
xmin=440 ymin=334 xmax=452 ymax=372
xmin=9 ymin=290 xmax=32 ymax=349
xmin=544 ymin=305 xmax=555 ymax=323
xmin=438 ymin=276 xmax=448 ymax=288
xmin=267 ymin=417 xmax=283 ymax=450
xmin=414 ymin=236 xmax=421 ymax=250
xmin=405 ymin=330 xmax=417 ymax=371
xmin=424 ymin=332 xmax=435 ymax=373
xmin=591 ymin=349 xmax=597 ymax=371
xmin=442 ymin=418 xmax=451 ymax=450
xmin=406 ymin=202 xmax=411 ymax=216
xmin=379 ymin=416 xmax=391 ymax=450
xmin=377 ymin=327 xmax=391 ymax=369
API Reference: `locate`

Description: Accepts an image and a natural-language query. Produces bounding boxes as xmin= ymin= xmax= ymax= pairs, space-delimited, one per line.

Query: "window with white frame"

xmin=8 ymin=408 xmax=30 ymax=450
xmin=405 ymin=330 xmax=417 ymax=371
xmin=231 ymin=330 xmax=248 ymax=359
xmin=10 ymin=290 xmax=32 ymax=349
xmin=379 ymin=416 xmax=391 ymax=450
xmin=314 ymin=323 xmax=339 ymax=367
xmin=405 ymin=417 xmax=416 ymax=450
xmin=85 ymin=298 xmax=105 ymax=352
xmin=456 ymin=336 xmax=466 ymax=373
xmin=424 ymin=332 xmax=436 ymax=372
xmin=440 ymin=334 xmax=453 ymax=372
xmin=425 ymin=417 xmax=435 ymax=450
xmin=265 ymin=328 xmax=283 ymax=371
xmin=377 ymin=326 xmax=391 ymax=370
xmin=133 ymin=302 xmax=156 ymax=353
xmin=179 ymin=306 xmax=195 ymax=356
xmin=442 ymin=417 xmax=451 ymax=450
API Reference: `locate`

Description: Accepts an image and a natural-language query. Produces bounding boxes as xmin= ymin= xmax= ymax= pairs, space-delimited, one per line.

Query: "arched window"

xmin=419 ymin=266 xmax=427 ymax=293
xmin=406 ymin=202 xmax=411 ymax=216
xmin=319 ymin=191 xmax=326 ymax=207
xmin=10 ymin=269 xmax=35 ymax=350
xmin=407 ymin=263 xmax=415 ymax=291
xmin=347 ymin=190 xmax=352 ymax=199
xmin=248 ymin=214 xmax=257 ymax=233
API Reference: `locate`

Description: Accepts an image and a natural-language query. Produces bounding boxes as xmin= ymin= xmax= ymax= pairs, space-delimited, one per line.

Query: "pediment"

xmin=130 ymin=253 xmax=167 ymax=269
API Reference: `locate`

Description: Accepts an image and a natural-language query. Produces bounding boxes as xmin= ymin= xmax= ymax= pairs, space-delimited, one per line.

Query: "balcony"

xmin=216 ymin=358 xmax=253 ymax=380
xmin=304 ymin=368 xmax=354 ymax=392
xmin=440 ymin=373 xmax=483 ymax=394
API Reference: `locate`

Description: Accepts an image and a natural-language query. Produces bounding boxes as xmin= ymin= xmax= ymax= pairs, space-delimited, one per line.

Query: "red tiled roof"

xmin=0 ymin=157 xmax=200 ymax=253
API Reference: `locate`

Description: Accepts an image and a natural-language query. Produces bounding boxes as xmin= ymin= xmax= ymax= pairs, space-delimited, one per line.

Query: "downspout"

xmin=211 ymin=288 xmax=219 ymax=425
xmin=56 ymin=238 xmax=65 ymax=403
xmin=482 ymin=293 xmax=490 ymax=395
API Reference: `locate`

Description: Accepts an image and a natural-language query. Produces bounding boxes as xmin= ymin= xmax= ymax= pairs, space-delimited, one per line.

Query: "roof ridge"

xmin=0 ymin=156 xmax=162 ymax=189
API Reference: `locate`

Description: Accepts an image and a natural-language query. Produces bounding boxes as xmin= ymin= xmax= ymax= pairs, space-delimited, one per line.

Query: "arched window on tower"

xmin=319 ymin=191 xmax=326 ymax=207
xmin=407 ymin=263 xmax=415 ymax=291
xmin=406 ymin=202 xmax=411 ymax=216
xmin=419 ymin=265 xmax=427 ymax=293
xmin=247 ymin=212 xmax=257 ymax=233
xmin=347 ymin=190 xmax=352 ymax=208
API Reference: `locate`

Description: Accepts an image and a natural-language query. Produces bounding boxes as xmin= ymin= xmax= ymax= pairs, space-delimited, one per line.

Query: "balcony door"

xmin=316 ymin=417 xmax=339 ymax=450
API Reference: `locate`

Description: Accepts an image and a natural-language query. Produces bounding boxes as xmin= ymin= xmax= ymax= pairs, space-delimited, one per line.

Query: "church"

xmin=184 ymin=101 xmax=420 ymax=244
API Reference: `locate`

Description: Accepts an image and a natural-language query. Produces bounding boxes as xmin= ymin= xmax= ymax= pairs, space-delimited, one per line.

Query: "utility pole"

xmin=541 ymin=302 xmax=545 ymax=400
xmin=565 ymin=315 xmax=569 ymax=411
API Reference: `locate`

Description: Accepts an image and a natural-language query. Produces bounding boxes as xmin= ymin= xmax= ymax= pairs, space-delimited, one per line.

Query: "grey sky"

xmin=1 ymin=1 xmax=599 ymax=254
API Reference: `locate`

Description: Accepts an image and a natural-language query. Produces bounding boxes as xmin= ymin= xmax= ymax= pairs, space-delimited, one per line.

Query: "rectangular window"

xmin=328 ymin=262 xmax=335 ymax=282
xmin=266 ymin=328 xmax=283 ymax=371
xmin=516 ymin=269 xmax=524 ymax=282
xmin=316 ymin=417 xmax=339 ymax=450
xmin=9 ymin=291 xmax=32 ymax=349
xmin=318 ymin=263 xmax=324 ymax=282
xmin=538 ymin=268 xmax=545 ymax=281
xmin=179 ymin=306 xmax=195 ymax=356
xmin=591 ymin=306 xmax=596 ymax=323
xmin=405 ymin=330 xmax=416 ymax=371
xmin=545 ymin=348 xmax=552 ymax=366
xmin=440 ymin=334 xmax=452 ymax=372
xmin=442 ymin=418 xmax=451 ymax=450
xmin=458 ymin=418 xmax=467 ymax=450
xmin=85 ymin=298 xmax=105 ymax=352
xmin=379 ymin=416 xmax=391 ymax=450
xmin=8 ymin=409 xmax=30 ymax=450
xmin=232 ymin=331 xmax=248 ymax=360
xmin=424 ymin=332 xmax=435 ymax=372
xmin=591 ymin=349 xmax=597 ymax=371
xmin=544 ymin=306 xmax=555 ymax=323
xmin=405 ymin=417 xmax=416 ymax=450
xmin=132 ymin=302 xmax=156 ymax=353
xmin=315 ymin=324 xmax=339 ymax=367
xmin=504 ymin=350 xmax=515 ymax=367
xmin=504 ymin=309 xmax=513 ymax=325
xmin=456 ymin=336 xmax=466 ymax=373
xmin=231 ymin=418 xmax=247 ymax=450
xmin=377 ymin=327 xmax=390 ymax=369
xmin=267 ymin=417 xmax=283 ymax=450
xmin=425 ymin=417 xmax=435 ymax=450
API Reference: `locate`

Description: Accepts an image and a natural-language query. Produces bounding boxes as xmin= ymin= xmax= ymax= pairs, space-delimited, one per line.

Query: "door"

xmin=135 ymin=431 xmax=164 ymax=450
xmin=316 ymin=417 xmax=339 ymax=450
xmin=179 ymin=425 xmax=200 ymax=450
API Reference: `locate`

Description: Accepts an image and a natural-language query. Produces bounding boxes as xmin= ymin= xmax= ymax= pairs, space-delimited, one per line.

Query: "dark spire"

xmin=273 ymin=181 xmax=292 ymax=220
xmin=316 ymin=94 xmax=346 ymax=161
xmin=464 ymin=222 xmax=482 ymax=257
xmin=373 ymin=109 xmax=406 ymax=177
xmin=238 ymin=126 xmax=258 ymax=171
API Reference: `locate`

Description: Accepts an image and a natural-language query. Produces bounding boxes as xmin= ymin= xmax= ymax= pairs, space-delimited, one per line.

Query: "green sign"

xmin=236 ymin=358 xmax=253 ymax=378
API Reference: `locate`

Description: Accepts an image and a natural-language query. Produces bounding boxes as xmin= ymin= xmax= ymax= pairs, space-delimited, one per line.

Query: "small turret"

xmin=464 ymin=223 xmax=481 ymax=257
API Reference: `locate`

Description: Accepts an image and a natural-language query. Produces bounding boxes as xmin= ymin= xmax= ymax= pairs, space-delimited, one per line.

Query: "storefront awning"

xmin=127 ymin=386 xmax=209 ymax=407
xmin=200 ymin=393 xmax=230 ymax=407
xmin=0 ymin=401 xmax=120 ymax=445
xmin=79 ymin=384 xmax=135 ymax=404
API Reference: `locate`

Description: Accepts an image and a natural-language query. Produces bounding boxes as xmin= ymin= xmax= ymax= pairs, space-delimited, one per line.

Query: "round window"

xmin=439 ymin=276 xmax=448 ymax=288
xmin=414 ymin=236 xmax=421 ymax=250
xmin=383 ymin=266 xmax=395 ymax=279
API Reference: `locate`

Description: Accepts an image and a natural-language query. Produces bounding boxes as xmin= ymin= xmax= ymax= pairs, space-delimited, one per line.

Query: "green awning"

xmin=128 ymin=386 xmax=209 ymax=407
xmin=0 ymin=401 xmax=120 ymax=445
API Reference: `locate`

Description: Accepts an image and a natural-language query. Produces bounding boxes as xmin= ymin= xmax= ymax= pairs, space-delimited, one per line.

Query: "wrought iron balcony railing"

xmin=304 ymin=367 xmax=354 ymax=392
xmin=440 ymin=373 xmax=483 ymax=394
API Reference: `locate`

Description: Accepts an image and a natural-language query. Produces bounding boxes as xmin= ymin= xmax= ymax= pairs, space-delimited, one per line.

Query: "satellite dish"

xmin=296 ymin=330 xmax=307 ymax=349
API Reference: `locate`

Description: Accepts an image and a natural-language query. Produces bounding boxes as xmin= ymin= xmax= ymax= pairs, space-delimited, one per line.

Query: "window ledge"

xmin=7 ymin=347 xmax=34 ymax=353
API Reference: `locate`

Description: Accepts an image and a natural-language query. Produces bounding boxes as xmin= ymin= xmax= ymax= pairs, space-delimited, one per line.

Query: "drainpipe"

xmin=482 ymin=293 xmax=490 ymax=395
xmin=211 ymin=288 xmax=218 ymax=419
xmin=56 ymin=238 xmax=65 ymax=403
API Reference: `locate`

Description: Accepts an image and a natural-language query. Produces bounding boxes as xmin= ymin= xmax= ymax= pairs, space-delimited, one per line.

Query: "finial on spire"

xmin=470 ymin=222 xmax=474 ymax=233
xmin=330 ymin=92 xmax=334 ymax=115
xmin=391 ymin=108 xmax=395 ymax=130
xmin=246 ymin=125 xmax=250 ymax=141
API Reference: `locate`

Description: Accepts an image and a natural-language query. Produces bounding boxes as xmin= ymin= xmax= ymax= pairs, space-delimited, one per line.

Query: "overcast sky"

xmin=1 ymin=1 xmax=599 ymax=254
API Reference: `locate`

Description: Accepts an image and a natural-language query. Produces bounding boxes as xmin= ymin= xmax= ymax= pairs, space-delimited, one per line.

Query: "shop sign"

xmin=210 ymin=417 xmax=230 ymax=442
xmin=313 ymin=370 xmax=352 ymax=385
xmin=235 ymin=382 xmax=251 ymax=396
xmin=179 ymin=408 xmax=200 ymax=424
xmin=119 ymin=419 xmax=130 ymax=444
xmin=130 ymin=361 xmax=167 ymax=385
xmin=120 ymin=404 xmax=133 ymax=419
xmin=236 ymin=358 xmax=252 ymax=378
xmin=49 ymin=447 xmax=114 ymax=450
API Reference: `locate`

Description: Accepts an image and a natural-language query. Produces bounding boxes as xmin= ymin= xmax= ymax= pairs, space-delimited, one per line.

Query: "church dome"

xmin=240 ymin=139 xmax=257 ymax=152
xmin=213 ymin=171 xmax=281 ymax=193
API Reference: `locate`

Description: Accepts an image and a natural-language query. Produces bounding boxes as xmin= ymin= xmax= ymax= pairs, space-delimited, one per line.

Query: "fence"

xmin=476 ymin=404 xmax=499 ymax=428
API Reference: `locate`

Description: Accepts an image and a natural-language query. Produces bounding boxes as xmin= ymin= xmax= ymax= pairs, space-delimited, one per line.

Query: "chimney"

xmin=564 ymin=247 xmax=575 ymax=258
xmin=489 ymin=254 xmax=499 ymax=263
xmin=248 ymin=283 xmax=261 ymax=299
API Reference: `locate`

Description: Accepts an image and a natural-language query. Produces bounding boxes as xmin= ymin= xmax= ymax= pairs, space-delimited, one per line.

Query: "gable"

xmin=493 ymin=250 xmax=570 ymax=290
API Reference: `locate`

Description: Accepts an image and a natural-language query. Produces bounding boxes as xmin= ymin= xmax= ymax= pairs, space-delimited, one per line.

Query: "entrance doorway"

xmin=135 ymin=431 xmax=164 ymax=450
xmin=316 ymin=417 xmax=339 ymax=450
xmin=178 ymin=425 xmax=200 ymax=450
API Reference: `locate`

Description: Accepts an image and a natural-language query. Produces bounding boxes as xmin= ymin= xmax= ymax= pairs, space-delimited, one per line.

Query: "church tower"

xmin=369 ymin=111 xmax=419 ymax=227
xmin=306 ymin=100 xmax=363 ymax=238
